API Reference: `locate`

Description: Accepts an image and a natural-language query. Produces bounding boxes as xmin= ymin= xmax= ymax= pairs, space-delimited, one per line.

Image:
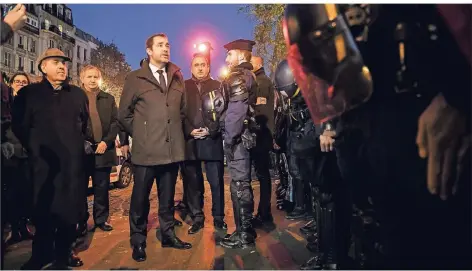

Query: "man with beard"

xmin=12 ymin=48 xmax=89 ymax=269
xmin=217 ymin=39 xmax=259 ymax=249
xmin=249 ymin=56 xmax=275 ymax=228
xmin=182 ymin=53 xmax=227 ymax=234
xmin=119 ymin=33 xmax=191 ymax=263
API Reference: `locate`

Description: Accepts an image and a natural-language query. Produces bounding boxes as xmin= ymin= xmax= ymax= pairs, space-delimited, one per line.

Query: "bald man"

xmin=250 ymin=56 xmax=275 ymax=227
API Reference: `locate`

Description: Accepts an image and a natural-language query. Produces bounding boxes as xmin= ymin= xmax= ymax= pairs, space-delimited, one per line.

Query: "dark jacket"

xmin=84 ymin=90 xmax=119 ymax=168
xmin=118 ymin=61 xmax=187 ymax=166
xmin=254 ymin=67 xmax=275 ymax=134
xmin=183 ymin=76 xmax=224 ymax=161
xmin=253 ymin=67 xmax=275 ymax=152
xmin=222 ymin=62 xmax=258 ymax=160
xmin=12 ymin=79 xmax=89 ymax=225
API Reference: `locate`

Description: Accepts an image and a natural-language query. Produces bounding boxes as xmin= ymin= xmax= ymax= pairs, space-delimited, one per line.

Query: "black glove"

xmin=241 ymin=128 xmax=256 ymax=150
xmin=223 ymin=143 xmax=234 ymax=161
xmin=84 ymin=141 xmax=94 ymax=155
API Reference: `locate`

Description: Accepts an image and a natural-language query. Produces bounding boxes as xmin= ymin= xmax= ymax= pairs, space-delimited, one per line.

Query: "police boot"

xmin=301 ymin=255 xmax=323 ymax=270
xmin=286 ymin=207 xmax=306 ymax=220
xmin=300 ymin=219 xmax=317 ymax=235
xmin=220 ymin=180 xmax=256 ymax=249
xmin=252 ymin=212 xmax=274 ymax=229
xmin=275 ymin=182 xmax=287 ymax=210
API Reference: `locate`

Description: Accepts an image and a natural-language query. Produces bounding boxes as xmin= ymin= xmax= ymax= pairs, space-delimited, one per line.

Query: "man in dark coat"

xmin=250 ymin=56 xmax=275 ymax=227
xmin=118 ymin=33 xmax=191 ymax=263
xmin=79 ymin=65 xmax=119 ymax=235
xmin=218 ymin=39 xmax=259 ymax=249
xmin=182 ymin=53 xmax=227 ymax=235
xmin=12 ymin=48 xmax=89 ymax=269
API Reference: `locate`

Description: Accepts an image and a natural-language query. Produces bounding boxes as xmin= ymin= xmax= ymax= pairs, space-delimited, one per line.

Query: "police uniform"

xmin=204 ymin=39 xmax=259 ymax=249
xmin=283 ymin=4 xmax=471 ymax=269
xmin=251 ymin=65 xmax=275 ymax=226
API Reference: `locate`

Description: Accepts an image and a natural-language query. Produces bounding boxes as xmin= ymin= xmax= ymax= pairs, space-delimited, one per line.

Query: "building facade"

xmin=0 ymin=4 xmax=99 ymax=84
xmin=73 ymin=27 xmax=99 ymax=85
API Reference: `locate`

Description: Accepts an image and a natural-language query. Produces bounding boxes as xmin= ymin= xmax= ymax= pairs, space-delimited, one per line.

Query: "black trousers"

xmin=251 ymin=149 xmax=272 ymax=217
xmin=288 ymin=155 xmax=312 ymax=212
xmin=82 ymin=161 xmax=112 ymax=225
xmin=31 ymin=214 xmax=77 ymax=264
xmin=129 ymin=163 xmax=179 ymax=246
xmin=181 ymin=160 xmax=225 ymax=223
xmin=3 ymin=159 xmax=33 ymax=226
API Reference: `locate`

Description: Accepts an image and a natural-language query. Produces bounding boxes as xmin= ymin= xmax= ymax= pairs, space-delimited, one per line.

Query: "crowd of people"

xmin=1 ymin=3 xmax=471 ymax=270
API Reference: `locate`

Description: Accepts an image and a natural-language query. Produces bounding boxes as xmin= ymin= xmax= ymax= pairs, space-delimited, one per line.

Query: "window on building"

xmin=77 ymin=46 xmax=81 ymax=59
xmin=49 ymin=40 xmax=55 ymax=49
xmin=18 ymin=35 xmax=23 ymax=46
xmin=3 ymin=52 xmax=11 ymax=67
xmin=59 ymin=45 xmax=63 ymax=51
xmin=7 ymin=36 xmax=13 ymax=46
xmin=58 ymin=5 xmax=63 ymax=16
xmin=84 ymin=49 xmax=87 ymax=62
xmin=66 ymin=10 xmax=71 ymax=20
xmin=45 ymin=19 xmax=50 ymax=30
xmin=30 ymin=60 xmax=34 ymax=74
xmin=58 ymin=25 xmax=63 ymax=34
xmin=30 ymin=39 xmax=36 ymax=53
xmin=18 ymin=56 xmax=24 ymax=71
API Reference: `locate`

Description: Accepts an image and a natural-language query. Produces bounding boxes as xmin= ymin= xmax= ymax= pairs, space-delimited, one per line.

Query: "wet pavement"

xmin=4 ymin=170 xmax=311 ymax=270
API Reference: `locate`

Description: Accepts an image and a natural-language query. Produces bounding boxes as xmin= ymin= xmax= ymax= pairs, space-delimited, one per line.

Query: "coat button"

xmin=166 ymin=103 xmax=169 ymax=107
xmin=166 ymin=138 xmax=169 ymax=142
xmin=167 ymin=119 xmax=170 ymax=123
xmin=199 ymin=108 xmax=202 ymax=111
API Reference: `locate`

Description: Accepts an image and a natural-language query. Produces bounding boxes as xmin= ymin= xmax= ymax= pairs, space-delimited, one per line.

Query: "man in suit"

xmin=182 ymin=53 xmax=227 ymax=234
xmin=118 ymin=33 xmax=191 ymax=263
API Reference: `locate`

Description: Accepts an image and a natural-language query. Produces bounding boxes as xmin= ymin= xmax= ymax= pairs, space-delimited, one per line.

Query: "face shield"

xmin=283 ymin=4 xmax=373 ymax=124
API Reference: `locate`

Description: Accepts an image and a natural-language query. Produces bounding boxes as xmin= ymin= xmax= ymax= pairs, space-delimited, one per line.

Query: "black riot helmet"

xmin=274 ymin=59 xmax=300 ymax=99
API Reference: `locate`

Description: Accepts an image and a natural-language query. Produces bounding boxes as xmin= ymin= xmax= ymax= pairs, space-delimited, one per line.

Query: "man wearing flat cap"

xmin=215 ymin=39 xmax=259 ymax=249
xmin=12 ymin=48 xmax=89 ymax=269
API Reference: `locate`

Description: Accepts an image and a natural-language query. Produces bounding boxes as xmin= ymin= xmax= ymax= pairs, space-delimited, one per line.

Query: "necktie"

xmin=156 ymin=70 xmax=167 ymax=92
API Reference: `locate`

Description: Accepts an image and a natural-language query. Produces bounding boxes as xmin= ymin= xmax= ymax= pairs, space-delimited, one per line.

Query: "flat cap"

xmin=223 ymin=39 xmax=256 ymax=52
xmin=37 ymin=48 xmax=71 ymax=73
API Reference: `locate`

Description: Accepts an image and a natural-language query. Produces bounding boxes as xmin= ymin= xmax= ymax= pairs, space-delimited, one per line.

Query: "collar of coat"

xmin=41 ymin=78 xmax=72 ymax=92
xmin=231 ymin=61 xmax=253 ymax=72
xmin=254 ymin=67 xmax=266 ymax=77
xmin=191 ymin=74 xmax=211 ymax=83
xmin=136 ymin=61 xmax=182 ymax=89
xmin=84 ymin=88 xmax=109 ymax=99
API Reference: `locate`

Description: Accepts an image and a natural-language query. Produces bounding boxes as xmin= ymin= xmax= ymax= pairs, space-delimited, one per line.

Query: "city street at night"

xmin=4 ymin=172 xmax=311 ymax=270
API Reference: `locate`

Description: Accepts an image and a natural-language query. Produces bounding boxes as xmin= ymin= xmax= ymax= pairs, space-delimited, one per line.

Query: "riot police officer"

xmin=204 ymin=39 xmax=259 ymax=249
xmin=275 ymin=60 xmax=316 ymax=222
xmin=275 ymin=59 xmax=351 ymax=269
xmin=283 ymin=4 xmax=471 ymax=269
xmin=250 ymin=56 xmax=275 ymax=227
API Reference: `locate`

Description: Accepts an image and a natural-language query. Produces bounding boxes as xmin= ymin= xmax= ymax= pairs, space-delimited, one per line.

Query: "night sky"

xmin=69 ymin=4 xmax=256 ymax=79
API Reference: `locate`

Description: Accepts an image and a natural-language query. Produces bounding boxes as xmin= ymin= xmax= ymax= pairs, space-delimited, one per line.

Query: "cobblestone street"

xmin=4 ymin=171 xmax=311 ymax=270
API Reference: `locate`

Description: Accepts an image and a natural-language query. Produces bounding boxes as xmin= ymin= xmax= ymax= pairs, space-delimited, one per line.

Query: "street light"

xmin=193 ymin=41 xmax=213 ymax=66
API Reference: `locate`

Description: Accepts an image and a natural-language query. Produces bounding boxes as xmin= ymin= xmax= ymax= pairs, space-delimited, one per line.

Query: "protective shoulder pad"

xmin=226 ymin=70 xmax=249 ymax=102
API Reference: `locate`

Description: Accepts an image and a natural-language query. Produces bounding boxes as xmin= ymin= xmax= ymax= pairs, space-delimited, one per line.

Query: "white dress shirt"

xmin=148 ymin=62 xmax=168 ymax=87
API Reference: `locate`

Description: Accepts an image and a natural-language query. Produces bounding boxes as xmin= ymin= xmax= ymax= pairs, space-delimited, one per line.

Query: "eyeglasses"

xmin=13 ymin=80 xmax=28 ymax=85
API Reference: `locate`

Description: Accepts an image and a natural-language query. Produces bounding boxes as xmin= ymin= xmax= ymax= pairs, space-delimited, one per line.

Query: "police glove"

xmin=241 ymin=128 xmax=256 ymax=150
xmin=223 ymin=143 xmax=234 ymax=161
xmin=1 ymin=142 xmax=14 ymax=159
xmin=84 ymin=141 xmax=94 ymax=155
